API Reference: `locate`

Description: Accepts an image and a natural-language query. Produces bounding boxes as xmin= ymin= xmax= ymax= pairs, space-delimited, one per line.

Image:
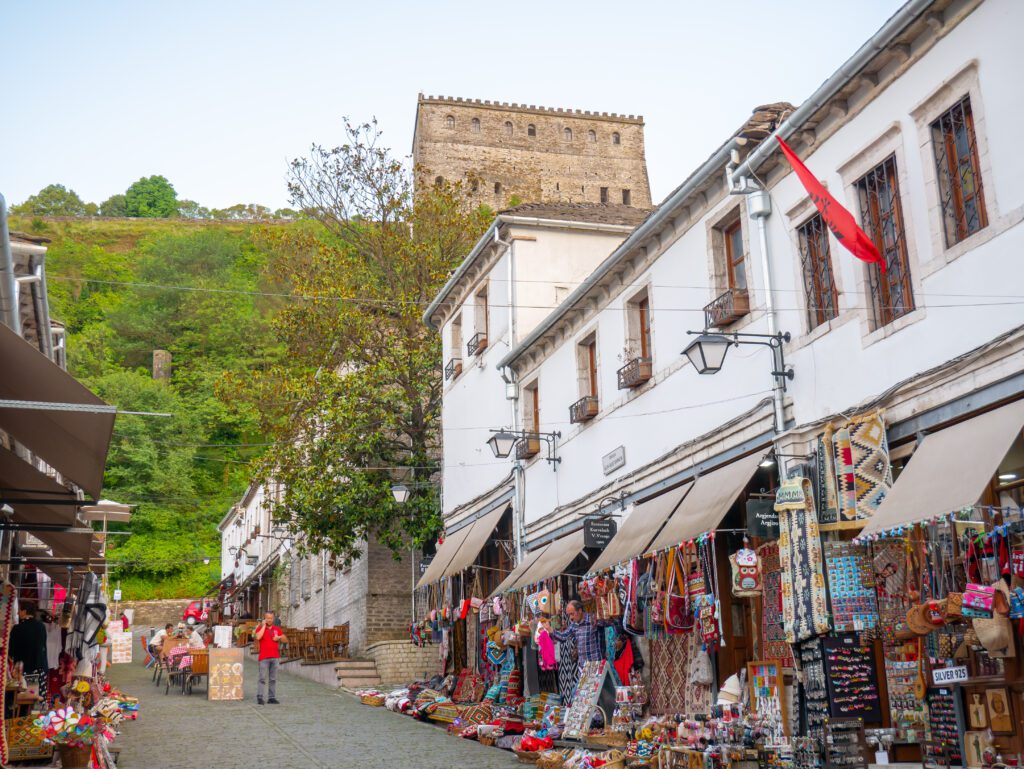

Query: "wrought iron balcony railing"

xmin=569 ymin=395 xmax=599 ymax=424
xmin=617 ymin=357 xmax=653 ymax=389
xmin=703 ymin=287 xmax=750 ymax=329
xmin=444 ymin=357 xmax=462 ymax=381
xmin=467 ymin=332 xmax=488 ymax=357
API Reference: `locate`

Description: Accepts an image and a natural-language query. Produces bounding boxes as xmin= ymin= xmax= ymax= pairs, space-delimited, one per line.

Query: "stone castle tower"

xmin=412 ymin=94 xmax=652 ymax=209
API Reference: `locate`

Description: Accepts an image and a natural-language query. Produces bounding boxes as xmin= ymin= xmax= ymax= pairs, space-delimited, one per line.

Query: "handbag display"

xmin=665 ymin=548 xmax=692 ymax=634
xmin=963 ymin=583 xmax=995 ymax=618
xmin=730 ymin=547 xmax=763 ymax=598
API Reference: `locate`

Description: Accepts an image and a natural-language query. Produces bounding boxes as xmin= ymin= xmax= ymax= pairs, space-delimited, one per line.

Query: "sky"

xmin=2 ymin=1 xmax=907 ymax=211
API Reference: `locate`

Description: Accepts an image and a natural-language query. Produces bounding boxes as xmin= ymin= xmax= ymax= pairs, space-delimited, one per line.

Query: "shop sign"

xmin=419 ymin=556 xmax=433 ymax=575
xmin=112 ymin=589 xmax=122 ymax=601
xmin=745 ymin=497 xmax=779 ymax=538
xmin=932 ymin=665 xmax=969 ymax=685
xmin=584 ymin=518 xmax=617 ymax=549
xmin=602 ymin=446 xmax=626 ymax=475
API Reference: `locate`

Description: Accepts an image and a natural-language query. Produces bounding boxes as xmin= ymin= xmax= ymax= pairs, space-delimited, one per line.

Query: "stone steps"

xmin=336 ymin=659 xmax=381 ymax=688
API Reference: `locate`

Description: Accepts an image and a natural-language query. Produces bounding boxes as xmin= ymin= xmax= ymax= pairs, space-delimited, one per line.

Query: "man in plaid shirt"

xmin=551 ymin=600 xmax=603 ymax=662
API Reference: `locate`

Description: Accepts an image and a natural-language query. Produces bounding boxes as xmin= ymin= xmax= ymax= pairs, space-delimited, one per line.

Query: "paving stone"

xmin=107 ymin=637 xmax=519 ymax=769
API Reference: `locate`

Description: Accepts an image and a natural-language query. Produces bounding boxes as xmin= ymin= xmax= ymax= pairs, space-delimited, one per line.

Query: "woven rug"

xmin=648 ymin=631 xmax=710 ymax=715
xmin=847 ymin=410 xmax=893 ymax=519
xmin=758 ymin=543 xmax=793 ymax=666
xmin=816 ymin=427 xmax=839 ymax=525
xmin=833 ymin=427 xmax=858 ymax=524
xmin=557 ymin=636 xmax=579 ymax=706
xmin=776 ymin=477 xmax=830 ymax=643
xmin=0 ymin=582 xmax=15 ymax=766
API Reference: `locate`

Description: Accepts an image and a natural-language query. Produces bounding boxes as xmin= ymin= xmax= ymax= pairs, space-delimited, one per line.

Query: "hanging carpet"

xmin=0 ymin=582 xmax=17 ymax=766
xmin=648 ymin=631 xmax=710 ymax=715
xmin=829 ymin=410 xmax=893 ymax=527
xmin=758 ymin=542 xmax=794 ymax=666
xmin=776 ymin=476 xmax=830 ymax=643
xmin=816 ymin=426 xmax=839 ymax=525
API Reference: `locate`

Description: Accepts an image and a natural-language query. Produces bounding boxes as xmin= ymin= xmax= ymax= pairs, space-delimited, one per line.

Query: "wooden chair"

xmin=140 ymin=635 xmax=155 ymax=669
xmin=186 ymin=651 xmax=209 ymax=695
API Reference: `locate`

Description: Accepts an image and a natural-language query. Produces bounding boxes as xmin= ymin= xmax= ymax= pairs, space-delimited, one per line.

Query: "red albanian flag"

xmin=776 ymin=136 xmax=885 ymax=274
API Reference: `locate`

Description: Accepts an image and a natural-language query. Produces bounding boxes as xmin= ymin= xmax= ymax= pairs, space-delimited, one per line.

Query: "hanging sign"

xmin=746 ymin=497 xmax=779 ymax=538
xmin=932 ymin=665 xmax=969 ymax=685
xmin=584 ymin=518 xmax=617 ymax=549
xmin=112 ymin=589 xmax=122 ymax=601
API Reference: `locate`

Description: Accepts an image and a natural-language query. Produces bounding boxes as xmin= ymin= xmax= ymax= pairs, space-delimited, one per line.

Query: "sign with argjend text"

xmin=584 ymin=518 xmax=617 ymax=549
xmin=746 ymin=498 xmax=779 ymax=538
xmin=932 ymin=665 xmax=969 ymax=685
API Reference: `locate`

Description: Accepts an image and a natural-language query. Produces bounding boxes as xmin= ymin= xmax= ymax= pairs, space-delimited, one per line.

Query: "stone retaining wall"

xmin=364 ymin=640 xmax=438 ymax=685
xmin=121 ymin=600 xmax=191 ymax=630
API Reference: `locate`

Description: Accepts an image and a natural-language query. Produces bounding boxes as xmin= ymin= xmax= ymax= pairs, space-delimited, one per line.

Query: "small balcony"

xmin=617 ymin=357 xmax=653 ymax=389
xmin=467 ymin=332 xmax=488 ymax=357
xmin=515 ymin=434 xmax=541 ymax=459
xmin=444 ymin=357 xmax=462 ymax=381
xmin=569 ymin=395 xmax=599 ymax=424
xmin=703 ymin=287 xmax=750 ymax=328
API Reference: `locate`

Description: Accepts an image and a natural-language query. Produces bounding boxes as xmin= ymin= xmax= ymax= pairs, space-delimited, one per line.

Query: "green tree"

xmin=99 ymin=194 xmax=128 ymax=217
xmin=177 ymin=200 xmax=211 ymax=219
xmin=12 ymin=184 xmax=87 ymax=216
xmin=125 ymin=175 xmax=178 ymax=218
xmin=226 ymin=119 xmax=488 ymax=563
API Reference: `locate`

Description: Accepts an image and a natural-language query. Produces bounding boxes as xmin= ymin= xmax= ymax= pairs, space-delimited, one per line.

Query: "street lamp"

xmin=682 ymin=334 xmax=732 ymax=375
xmin=391 ymin=483 xmax=411 ymax=504
xmin=682 ymin=330 xmax=793 ymax=390
xmin=487 ymin=431 xmax=519 ymax=459
xmin=485 ymin=428 xmax=562 ymax=469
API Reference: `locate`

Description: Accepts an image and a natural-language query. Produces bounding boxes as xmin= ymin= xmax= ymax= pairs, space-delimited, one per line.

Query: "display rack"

xmin=824 ymin=718 xmax=869 ymax=769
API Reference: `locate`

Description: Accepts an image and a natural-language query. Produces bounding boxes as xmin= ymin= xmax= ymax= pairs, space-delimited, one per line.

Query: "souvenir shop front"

xmin=364 ymin=399 xmax=1024 ymax=769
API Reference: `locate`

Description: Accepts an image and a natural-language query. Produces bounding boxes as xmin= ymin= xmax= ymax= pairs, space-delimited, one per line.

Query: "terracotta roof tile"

xmin=498 ymin=202 xmax=652 ymax=227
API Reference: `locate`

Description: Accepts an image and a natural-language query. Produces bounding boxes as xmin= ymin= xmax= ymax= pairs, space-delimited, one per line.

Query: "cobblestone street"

xmin=107 ymin=645 xmax=519 ymax=769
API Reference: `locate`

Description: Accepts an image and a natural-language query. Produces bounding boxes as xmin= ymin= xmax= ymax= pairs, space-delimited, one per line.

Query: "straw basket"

xmin=584 ymin=730 xmax=629 ymax=749
xmin=536 ymin=750 xmax=567 ymax=769
xmin=514 ymin=749 xmax=541 ymax=764
xmin=360 ymin=694 xmax=386 ymax=707
xmin=602 ymin=750 xmax=627 ymax=769
xmin=479 ymin=734 xmax=498 ymax=748
xmin=57 ymin=745 xmax=93 ymax=769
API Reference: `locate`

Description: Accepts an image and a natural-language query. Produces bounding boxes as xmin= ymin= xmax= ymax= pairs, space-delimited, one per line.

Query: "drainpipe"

xmin=0 ymin=193 xmax=19 ymax=334
xmin=494 ymin=227 xmax=524 ymax=561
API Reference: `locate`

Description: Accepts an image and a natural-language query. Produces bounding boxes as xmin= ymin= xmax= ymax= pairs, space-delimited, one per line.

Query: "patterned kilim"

xmin=776 ymin=477 xmax=830 ymax=643
xmin=847 ymin=410 xmax=893 ymax=519
xmin=872 ymin=540 xmax=910 ymax=644
xmin=557 ymin=636 xmax=579 ymax=706
xmin=758 ymin=543 xmax=794 ymax=666
xmin=0 ymin=583 xmax=15 ymax=766
xmin=648 ymin=632 xmax=710 ymax=715
xmin=817 ymin=427 xmax=839 ymax=524
xmin=833 ymin=427 xmax=858 ymax=523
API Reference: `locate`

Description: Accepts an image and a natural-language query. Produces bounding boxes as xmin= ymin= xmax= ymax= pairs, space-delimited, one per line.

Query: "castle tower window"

xmin=445 ymin=115 xmax=455 ymax=129
xmin=600 ymin=187 xmax=609 ymax=204
xmin=527 ymin=124 xmax=536 ymax=137
xmin=622 ymin=189 xmax=631 ymax=205
xmin=588 ymin=129 xmax=597 ymax=143
xmin=612 ymin=132 xmax=621 ymax=145
xmin=494 ymin=182 xmax=502 ymax=196
xmin=434 ymin=176 xmax=444 ymax=188
xmin=564 ymin=127 xmax=573 ymax=142
xmin=471 ymin=179 xmax=479 ymax=192
xmin=505 ymin=121 xmax=513 ymax=137
xmin=471 ymin=118 xmax=481 ymax=134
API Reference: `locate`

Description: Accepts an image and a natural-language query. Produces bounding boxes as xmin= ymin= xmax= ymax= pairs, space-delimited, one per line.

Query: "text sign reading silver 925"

xmin=932 ymin=665 xmax=968 ymax=685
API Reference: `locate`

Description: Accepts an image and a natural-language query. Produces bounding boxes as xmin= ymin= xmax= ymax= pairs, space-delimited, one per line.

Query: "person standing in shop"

xmin=551 ymin=600 xmax=604 ymax=662
xmin=254 ymin=611 xmax=288 ymax=705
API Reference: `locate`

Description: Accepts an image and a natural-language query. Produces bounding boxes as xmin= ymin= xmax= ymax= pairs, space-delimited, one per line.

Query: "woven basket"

xmin=57 ymin=745 xmax=93 ymax=769
xmin=479 ymin=734 xmax=498 ymax=747
xmin=514 ymin=749 xmax=541 ymax=764
xmin=361 ymin=694 xmax=386 ymax=706
xmin=536 ymin=750 xmax=567 ymax=769
xmin=585 ymin=730 xmax=629 ymax=749
xmin=602 ymin=750 xmax=627 ymax=769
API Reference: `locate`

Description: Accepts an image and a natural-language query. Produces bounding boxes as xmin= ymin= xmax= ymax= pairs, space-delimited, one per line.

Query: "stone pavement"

xmin=106 ymin=645 xmax=519 ymax=769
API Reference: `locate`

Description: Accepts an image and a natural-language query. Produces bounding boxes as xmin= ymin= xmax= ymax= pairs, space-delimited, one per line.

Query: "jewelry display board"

xmin=208 ymin=646 xmax=245 ymax=701
xmin=748 ymin=659 xmax=789 ymax=736
xmin=925 ymin=687 xmax=964 ymax=767
xmin=799 ymin=637 xmax=829 ymax=744
xmin=822 ymin=635 xmax=883 ymax=723
xmin=824 ymin=542 xmax=878 ymax=632
xmin=562 ymin=660 xmax=616 ymax=739
xmin=824 ymin=718 xmax=869 ymax=769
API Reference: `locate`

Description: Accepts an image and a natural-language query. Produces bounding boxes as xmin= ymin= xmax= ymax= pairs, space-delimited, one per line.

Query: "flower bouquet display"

xmin=33 ymin=705 xmax=113 ymax=769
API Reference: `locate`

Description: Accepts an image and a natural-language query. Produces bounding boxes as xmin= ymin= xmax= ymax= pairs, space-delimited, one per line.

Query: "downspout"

xmin=494 ymin=226 xmax=524 ymax=561
xmin=0 ymin=193 xmax=19 ymax=334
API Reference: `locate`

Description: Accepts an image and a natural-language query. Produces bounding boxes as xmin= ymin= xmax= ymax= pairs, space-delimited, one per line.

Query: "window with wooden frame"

xmin=571 ymin=336 xmax=599 ymax=423
xmin=855 ymin=154 xmax=915 ymax=327
xmin=796 ymin=213 xmax=839 ymax=331
xmin=724 ymin=221 xmax=747 ymax=291
xmin=519 ymin=382 xmax=541 ymax=458
xmin=469 ymin=287 xmax=488 ymax=356
xmin=446 ymin=314 xmax=463 ymax=380
xmin=619 ymin=291 xmax=653 ymax=389
xmin=600 ymin=187 xmax=609 ymax=204
xmin=931 ymin=96 xmax=988 ymax=247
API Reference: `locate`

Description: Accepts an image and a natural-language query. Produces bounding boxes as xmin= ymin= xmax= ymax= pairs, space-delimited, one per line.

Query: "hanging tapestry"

xmin=758 ymin=542 xmax=794 ymax=666
xmin=846 ymin=410 xmax=893 ymax=519
xmin=776 ymin=477 xmax=830 ymax=643
xmin=817 ymin=425 xmax=839 ymax=525
xmin=557 ymin=635 xmax=579 ymax=706
xmin=0 ymin=582 xmax=16 ymax=766
xmin=833 ymin=427 xmax=858 ymax=524
xmin=824 ymin=541 xmax=878 ymax=632
xmin=872 ymin=540 xmax=910 ymax=645
xmin=648 ymin=631 xmax=710 ymax=715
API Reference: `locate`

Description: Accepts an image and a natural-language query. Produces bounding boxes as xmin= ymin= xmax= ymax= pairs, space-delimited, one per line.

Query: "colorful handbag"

xmin=730 ymin=547 xmax=763 ymax=598
xmin=1009 ymin=587 xmax=1024 ymax=619
xmin=665 ymin=549 xmax=692 ymax=633
xmin=944 ymin=592 xmax=964 ymax=622
xmin=963 ymin=583 xmax=995 ymax=618
xmin=697 ymin=595 xmax=720 ymax=645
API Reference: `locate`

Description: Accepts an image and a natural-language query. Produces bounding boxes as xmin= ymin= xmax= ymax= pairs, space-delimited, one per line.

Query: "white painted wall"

xmin=439 ymin=226 xmax=632 ymax=515
xmin=512 ymin=0 xmax=1024 ymax=528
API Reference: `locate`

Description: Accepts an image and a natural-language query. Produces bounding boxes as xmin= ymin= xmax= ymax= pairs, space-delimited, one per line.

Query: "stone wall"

xmin=120 ymin=599 xmax=191 ymax=630
xmin=413 ymin=94 xmax=652 ymax=210
xmin=364 ymin=640 xmax=439 ymax=685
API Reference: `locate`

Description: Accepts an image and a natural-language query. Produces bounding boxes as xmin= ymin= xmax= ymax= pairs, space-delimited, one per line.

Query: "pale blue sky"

xmin=3 ymin=1 xmax=905 ymax=210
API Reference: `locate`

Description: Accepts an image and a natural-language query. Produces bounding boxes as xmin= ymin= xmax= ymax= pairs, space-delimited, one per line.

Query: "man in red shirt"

xmin=254 ymin=611 xmax=288 ymax=704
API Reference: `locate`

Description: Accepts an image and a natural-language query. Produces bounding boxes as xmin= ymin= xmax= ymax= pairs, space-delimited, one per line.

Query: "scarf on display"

xmin=758 ymin=542 xmax=794 ymax=666
xmin=776 ymin=476 xmax=830 ymax=643
xmin=68 ymin=573 xmax=106 ymax=661
xmin=0 ymin=582 xmax=16 ymax=765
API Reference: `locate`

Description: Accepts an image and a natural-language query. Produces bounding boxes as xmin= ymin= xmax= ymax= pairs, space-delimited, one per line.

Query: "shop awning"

xmin=0 ymin=322 xmax=115 ymax=498
xmin=511 ymin=529 xmax=587 ymax=590
xmin=415 ymin=523 xmax=474 ymax=589
xmin=442 ymin=504 xmax=510 ymax=578
xmin=646 ymin=452 xmax=764 ymax=553
xmin=859 ymin=399 xmax=1024 ymax=538
xmin=34 ymin=529 xmax=96 ymax=562
xmin=0 ymin=445 xmax=81 ymax=526
xmin=588 ymin=482 xmax=694 ymax=573
xmin=488 ymin=543 xmax=551 ymax=598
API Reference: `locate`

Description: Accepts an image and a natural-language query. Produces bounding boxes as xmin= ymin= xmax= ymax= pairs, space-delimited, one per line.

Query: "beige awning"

xmin=0 ymin=322 xmax=115 ymax=498
xmin=488 ymin=543 xmax=551 ymax=598
xmin=860 ymin=399 xmax=1024 ymax=538
xmin=646 ymin=452 xmax=764 ymax=553
xmin=0 ymin=445 xmax=80 ymax=526
xmin=415 ymin=524 xmax=474 ymax=588
xmin=588 ymin=483 xmax=693 ymax=573
xmin=34 ymin=529 xmax=95 ymax=562
xmin=512 ymin=529 xmax=587 ymax=589
xmin=442 ymin=505 xmax=510 ymax=578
